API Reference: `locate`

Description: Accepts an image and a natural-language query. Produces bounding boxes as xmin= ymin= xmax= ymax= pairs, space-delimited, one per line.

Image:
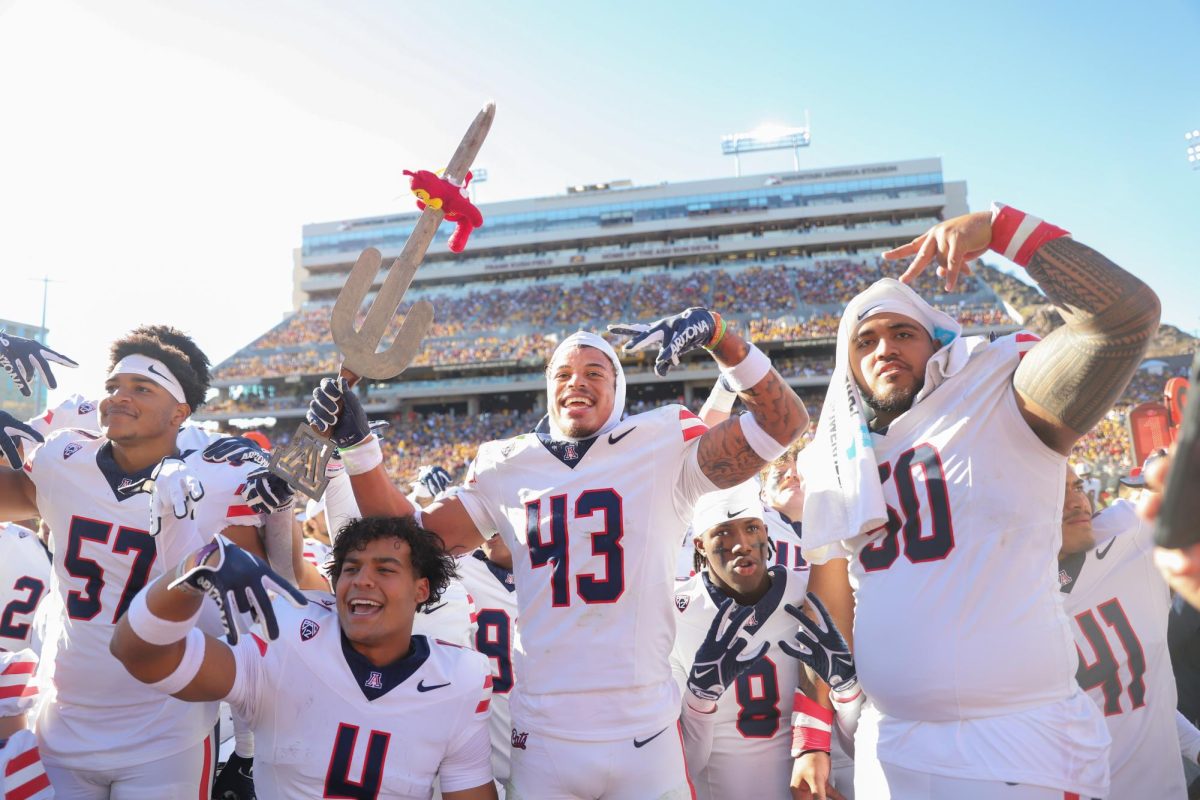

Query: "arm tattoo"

xmin=698 ymin=332 xmax=807 ymax=488
xmin=1014 ymin=237 xmax=1160 ymax=442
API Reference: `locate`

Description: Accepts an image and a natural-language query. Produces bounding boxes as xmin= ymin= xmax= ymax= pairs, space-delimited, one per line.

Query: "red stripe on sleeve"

xmin=988 ymin=205 xmax=1025 ymax=256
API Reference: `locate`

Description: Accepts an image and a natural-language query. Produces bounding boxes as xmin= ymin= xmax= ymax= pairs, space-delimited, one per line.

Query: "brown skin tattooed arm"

xmin=697 ymin=329 xmax=808 ymax=488
xmin=1014 ymin=237 xmax=1161 ymax=455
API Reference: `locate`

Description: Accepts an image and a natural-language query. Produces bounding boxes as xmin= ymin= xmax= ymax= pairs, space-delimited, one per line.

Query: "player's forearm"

xmin=110 ymin=574 xmax=204 ymax=682
xmin=1015 ymin=238 xmax=1161 ymax=441
xmin=698 ymin=330 xmax=807 ymax=488
xmin=349 ymin=465 xmax=417 ymax=517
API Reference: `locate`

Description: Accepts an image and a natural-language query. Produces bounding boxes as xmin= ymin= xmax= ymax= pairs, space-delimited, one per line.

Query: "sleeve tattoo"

xmin=1014 ymin=237 xmax=1161 ymax=446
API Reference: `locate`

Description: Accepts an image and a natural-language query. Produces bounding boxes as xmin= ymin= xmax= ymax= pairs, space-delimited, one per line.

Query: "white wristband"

xmin=739 ymin=412 xmax=789 ymax=462
xmin=146 ymin=628 xmax=206 ymax=696
xmin=127 ymin=583 xmax=202 ymax=646
xmin=700 ymin=377 xmax=737 ymax=415
xmin=338 ymin=435 xmax=383 ymax=476
xmin=720 ymin=343 xmax=772 ymax=392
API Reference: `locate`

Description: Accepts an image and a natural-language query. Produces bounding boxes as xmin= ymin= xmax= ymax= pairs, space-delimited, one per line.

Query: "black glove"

xmin=609 ymin=307 xmax=718 ymax=377
xmin=212 ymin=753 xmax=256 ymax=800
xmin=687 ymin=564 xmax=787 ymax=702
xmin=202 ymin=437 xmax=269 ymax=468
xmin=306 ymin=377 xmax=372 ymax=449
xmin=779 ymin=592 xmax=857 ymax=694
xmin=0 ymin=331 xmax=78 ymax=397
xmin=169 ymin=535 xmax=307 ymax=644
xmin=0 ymin=411 xmax=43 ymax=471
xmin=418 ymin=465 xmax=452 ymax=497
xmin=243 ymin=467 xmax=295 ymax=515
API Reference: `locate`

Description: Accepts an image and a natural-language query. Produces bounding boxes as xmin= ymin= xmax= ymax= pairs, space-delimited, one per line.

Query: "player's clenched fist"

xmin=609 ymin=307 xmax=724 ymax=377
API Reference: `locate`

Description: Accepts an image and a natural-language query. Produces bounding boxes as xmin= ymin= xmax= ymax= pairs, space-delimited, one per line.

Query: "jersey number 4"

xmin=64 ymin=515 xmax=157 ymax=623
xmin=324 ymin=722 xmax=389 ymax=799
xmin=860 ymin=443 xmax=955 ymax=572
xmin=525 ymin=489 xmax=624 ymax=606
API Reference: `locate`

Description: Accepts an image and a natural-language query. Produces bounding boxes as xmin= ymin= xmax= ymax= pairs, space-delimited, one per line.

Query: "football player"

xmin=0 ymin=521 xmax=50 ymax=654
xmin=670 ymin=481 xmax=824 ymax=800
xmin=799 ymin=206 xmax=1161 ymax=798
xmin=1059 ymin=467 xmax=1199 ymax=798
xmin=306 ymin=309 xmax=808 ymax=798
xmin=0 ymin=326 xmax=283 ymax=798
xmin=111 ymin=515 xmax=497 ymax=799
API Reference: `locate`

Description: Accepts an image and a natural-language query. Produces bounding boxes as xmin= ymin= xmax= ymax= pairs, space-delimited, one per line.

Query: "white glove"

xmin=146 ymin=457 xmax=205 ymax=537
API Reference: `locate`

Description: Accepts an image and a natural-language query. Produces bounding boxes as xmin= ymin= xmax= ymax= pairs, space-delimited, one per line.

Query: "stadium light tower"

xmin=721 ymin=114 xmax=811 ymax=177
xmin=1187 ymin=129 xmax=1200 ymax=170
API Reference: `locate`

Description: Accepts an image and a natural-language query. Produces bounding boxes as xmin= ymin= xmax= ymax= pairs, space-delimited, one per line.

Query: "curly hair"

xmin=329 ymin=516 xmax=456 ymax=612
xmin=109 ymin=325 xmax=211 ymax=411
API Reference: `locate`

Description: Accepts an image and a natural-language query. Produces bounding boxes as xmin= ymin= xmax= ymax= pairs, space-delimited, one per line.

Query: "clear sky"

xmin=1 ymin=0 xmax=1196 ymax=405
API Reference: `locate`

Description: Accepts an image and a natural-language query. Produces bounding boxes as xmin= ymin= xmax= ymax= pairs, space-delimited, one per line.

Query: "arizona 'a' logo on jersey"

xmin=675 ymin=594 xmax=690 ymax=613
xmin=300 ymin=619 xmax=320 ymax=641
xmin=364 ymin=671 xmax=383 ymax=690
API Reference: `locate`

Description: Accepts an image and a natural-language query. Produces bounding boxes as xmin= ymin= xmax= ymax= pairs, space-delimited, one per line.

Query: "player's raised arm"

xmin=884 ymin=205 xmax=1161 ymax=455
xmin=610 ymin=308 xmax=808 ymax=488
xmin=0 ymin=413 xmax=39 ymax=520
xmin=111 ymin=535 xmax=308 ymax=702
xmin=305 ymin=377 xmax=484 ymax=555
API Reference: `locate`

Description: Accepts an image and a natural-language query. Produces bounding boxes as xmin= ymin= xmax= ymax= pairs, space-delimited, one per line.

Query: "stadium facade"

xmin=198 ymin=157 xmax=1017 ymax=430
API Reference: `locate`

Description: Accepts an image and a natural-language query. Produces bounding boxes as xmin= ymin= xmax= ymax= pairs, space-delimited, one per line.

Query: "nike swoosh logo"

xmin=726 ymin=508 xmax=747 ymax=519
xmin=423 ymin=602 xmax=447 ymax=614
xmin=857 ymin=303 xmax=884 ymax=321
xmin=693 ymin=666 xmax=716 ymax=679
xmin=146 ymin=363 xmax=177 ymax=385
xmin=1095 ymin=538 xmax=1117 ymax=560
xmin=417 ymin=680 xmax=451 ymax=692
xmin=608 ymin=426 xmax=637 ymax=445
xmin=633 ymin=726 xmax=669 ymax=748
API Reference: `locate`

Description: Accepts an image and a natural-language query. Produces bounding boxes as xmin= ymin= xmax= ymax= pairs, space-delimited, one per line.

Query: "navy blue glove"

xmin=608 ymin=307 xmax=718 ymax=377
xmin=212 ymin=752 xmax=256 ymax=800
xmin=202 ymin=437 xmax=269 ymax=468
xmin=0 ymin=411 xmax=43 ymax=471
xmin=779 ymin=592 xmax=857 ymax=694
xmin=306 ymin=377 xmax=373 ymax=449
xmin=243 ymin=467 xmax=295 ymax=515
xmin=687 ymin=564 xmax=787 ymax=702
xmin=418 ymin=465 xmax=452 ymax=497
xmin=170 ymin=535 xmax=307 ymax=644
xmin=0 ymin=331 xmax=78 ymax=397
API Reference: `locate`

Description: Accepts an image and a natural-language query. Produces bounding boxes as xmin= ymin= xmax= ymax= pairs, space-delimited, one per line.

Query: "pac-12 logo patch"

xmin=674 ymin=595 xmax=690 ymax=613
xmin=300 ymin=619 xmax=320 ymax=641
xmin=364 ymin=671 xmax=384 ymax=690
xmin=78 ymin=401 xmax=96 ymax=415
xmin=63 ymin=442 xmax=82 ymax=460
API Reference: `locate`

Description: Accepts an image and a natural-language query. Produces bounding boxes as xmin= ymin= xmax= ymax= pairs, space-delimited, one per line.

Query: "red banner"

xmin=1128 ymin=401 xmax=1172 ymax=466
xmin=1165 ymin=376 xmax=1190 ymax=445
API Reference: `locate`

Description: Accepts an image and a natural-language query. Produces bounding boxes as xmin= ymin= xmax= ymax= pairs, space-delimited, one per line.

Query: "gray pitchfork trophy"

xmin=269 ymin=102 xmax=496 ymax=499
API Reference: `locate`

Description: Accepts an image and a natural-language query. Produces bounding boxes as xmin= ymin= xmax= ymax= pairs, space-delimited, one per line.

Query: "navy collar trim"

xmin=472 ymin=550 xmax=516 ymax=593
xmin=340 ymin=632 xmax=430 ymax=702
xmin=534 ymin=415 xmax=597 ymax=469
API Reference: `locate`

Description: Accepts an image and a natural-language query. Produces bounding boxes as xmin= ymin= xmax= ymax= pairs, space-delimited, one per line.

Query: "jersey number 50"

xmin=860 ymin=443 xmax=955 ymax=572
xmin=525 ymin=489 xmax=624 ymax=607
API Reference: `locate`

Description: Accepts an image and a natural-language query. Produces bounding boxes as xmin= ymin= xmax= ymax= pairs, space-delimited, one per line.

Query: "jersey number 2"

xmin=526 ymin=489 xmax=624 ymax=606
xmin=0 ymin=576 xmax=45 ymax=642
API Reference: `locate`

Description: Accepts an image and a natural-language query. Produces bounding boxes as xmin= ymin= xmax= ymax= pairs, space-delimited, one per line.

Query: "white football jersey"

xmin=457 ymin=404 xmax=716 ymax=740
xmin=1060 ymin=500 xmax=1187 ymax=799
xmin=24 ymin=428 xmax=264 ymax=769
xmin=457 ymin=550 xmax=520 ymax=783
xmin=225 ymin=595 xmax=494 ymax=799
xmin=0 ymin=524 xmax=50 ymax=653
xmin=764 ymin=507 xmax=809 ymax=575
xmin=670 ymin=568 xmax=808 ymax=800
xmin=412 ymin=575 xmax=475 ymax=649
xmin=839 ymin=334 xmax=1109 ymax=796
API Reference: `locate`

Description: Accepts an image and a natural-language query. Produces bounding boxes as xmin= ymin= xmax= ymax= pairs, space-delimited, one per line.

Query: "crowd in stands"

xmin=217 ymin=257 xmax=999 ymax=382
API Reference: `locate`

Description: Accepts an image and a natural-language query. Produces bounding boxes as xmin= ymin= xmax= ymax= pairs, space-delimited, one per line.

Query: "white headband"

xmin=545 ymin=331 xmax=627 ymax=442
xmin=108 ymin=354 xmax=187 ymax=405
xmin=691 ymin=480 xmax=766 ymax=537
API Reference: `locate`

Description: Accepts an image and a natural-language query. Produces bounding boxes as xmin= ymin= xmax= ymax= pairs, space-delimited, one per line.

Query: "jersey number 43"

xmin=525 ymin=489 xmax=624 ymax=607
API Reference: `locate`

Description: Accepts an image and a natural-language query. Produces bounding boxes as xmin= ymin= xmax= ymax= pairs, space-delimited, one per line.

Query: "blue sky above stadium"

xmin=0 ymin=0 xmax=1196 ymax=402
